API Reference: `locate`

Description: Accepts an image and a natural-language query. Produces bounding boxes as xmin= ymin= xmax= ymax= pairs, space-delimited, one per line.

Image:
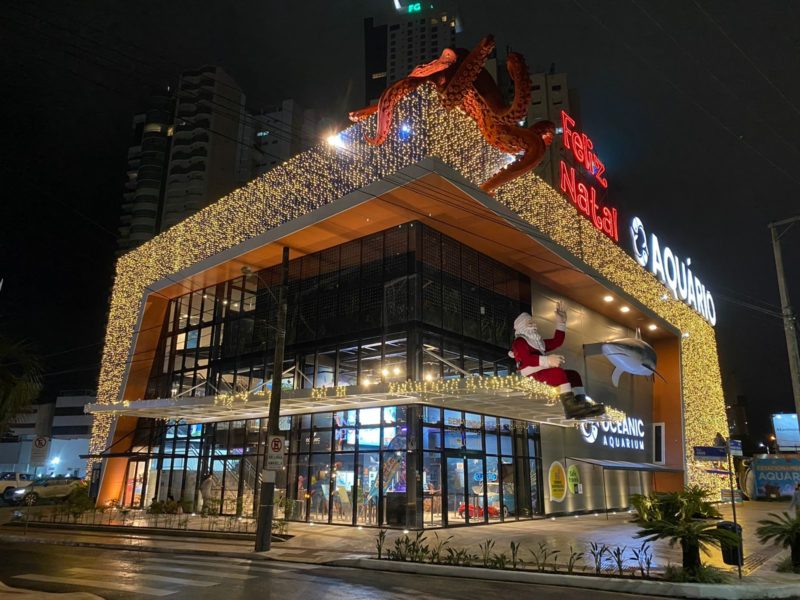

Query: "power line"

xmin=629 ymin=0 xmax=800 ymax=163
xmin=570 ymin=0 xmax=800 ymax=189
xmin=691 ymin=0 xmax=800 ymax=120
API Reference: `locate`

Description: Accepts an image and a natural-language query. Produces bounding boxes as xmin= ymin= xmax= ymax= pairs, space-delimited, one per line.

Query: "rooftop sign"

xmin=559 ymin=111 xmax=618 ymax=242
xmin=630 ymin=216 xmax=717 ymax=326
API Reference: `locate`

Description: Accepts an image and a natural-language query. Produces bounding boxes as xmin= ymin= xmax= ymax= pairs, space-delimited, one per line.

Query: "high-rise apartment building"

xmin=363 ymin=2 xmax=461 ymax=105
xmin=238 ymin=100 xmax=319 ymax=183
xmin=161 ymin=66 xmax=248 ymax=231
xmin=117 ymin=94 xmax=175 ymax=255
xmin=117 ymin=68 xmax=317 ymax=253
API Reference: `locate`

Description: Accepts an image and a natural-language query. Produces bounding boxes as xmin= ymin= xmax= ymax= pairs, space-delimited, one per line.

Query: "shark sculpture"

xmin=583 ymin=330 xmax=665 ymax=387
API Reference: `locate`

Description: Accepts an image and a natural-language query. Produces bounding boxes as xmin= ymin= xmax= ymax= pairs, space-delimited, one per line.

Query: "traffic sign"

xmin=30 ymin=436 xmax=50 ymax=466
xmin=728 ymin=439 xmax=743 ymax=457
xmin=266 ymin=435 xmax=285 ymax=470
xmin=693 ymin=446 xmax=727 ymax=461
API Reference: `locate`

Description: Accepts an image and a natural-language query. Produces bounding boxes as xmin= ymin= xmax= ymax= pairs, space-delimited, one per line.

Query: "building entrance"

xmin=445 ymin=451 xmax=487 ymax=525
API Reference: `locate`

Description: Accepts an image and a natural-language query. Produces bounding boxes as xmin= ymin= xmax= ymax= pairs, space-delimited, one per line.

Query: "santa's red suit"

xmin=510 ymin=320 xmax=584 ymax=394
xmin=509 ymin=310 xmax=604 ymax=419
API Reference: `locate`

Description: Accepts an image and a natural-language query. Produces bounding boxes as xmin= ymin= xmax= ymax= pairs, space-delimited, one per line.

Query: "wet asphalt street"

xmin=0 ymin=542 xmax=671 ymax=599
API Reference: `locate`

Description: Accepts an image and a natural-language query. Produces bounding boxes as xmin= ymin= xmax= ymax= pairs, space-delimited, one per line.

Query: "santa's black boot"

xmin=560 ymin=392 xmax=589 ymax=419
xmin=575 ymin=394 xmax=606 ymax=419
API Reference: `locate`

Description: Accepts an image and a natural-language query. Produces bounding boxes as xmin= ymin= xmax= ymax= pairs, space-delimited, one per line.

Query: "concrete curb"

xmin=328 ymin=558 xmax=800 ymax=599
xmin=0 ymin=533 xmax=278 ymax=561
xmin=2 ymin=521 xmax=257 ymax=541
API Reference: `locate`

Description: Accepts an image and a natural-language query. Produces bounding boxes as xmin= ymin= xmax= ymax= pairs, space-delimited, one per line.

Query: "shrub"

xmin=588 ymin=542 xmax=610 ymax=575
xmin=756 ymin=512 xmax=800 ymax=571
xmin=634 ymin=487 xmax=737 ymax=577
xmin=777 ymin=555 xmax=800 ymax=574
xmin=65 ymin=484 xmax=94 ymax=521
xmin=664 ymin=563 xmax=728 ymax=583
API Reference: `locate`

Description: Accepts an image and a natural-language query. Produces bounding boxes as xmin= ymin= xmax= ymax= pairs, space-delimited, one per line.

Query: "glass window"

xmin=338 ymin=343 xmax=359 ymax=386
xmin=464 ymin=413 xmax=481 ymax=429
xmin=444 ymin=427 xmax=464 ymax=450
xmin=443 ymin=409 xmax=462 ymax=426
xmin=423 ymin=427 xmax=442 ymax=450
xmin=382 ymin=426 xmax=406 ymax=449
xmin=357 ymin=427 xmax=381 ymax=451
xmin=500 ymin=434 xmax=513 ymax=455
xmin=331 ymin=454 xmax=355 ymax=524
xmin=308 ymin=457 xmax=331 ymax=522
xmin=382 ymin=450 xmax=407 ymax=526
xmin=423 ymin=406 xmax=441 ymax=424
xmin=485 ymin=431 xmax=498 ymax=455
xmin=334 ymin=428 xmax=357 ymax=452
xmin=312 ymin=413 xmax=333 ymax=429
xmin=465 ymin=430 xmax=482 ymax=451
xmin=335 ymin=410 xmax=357 ymax=427
xmin=356 ymin=452 xmax=380 ymax=525
xmin=316 ymin=348 xmax=336 ymax=387
xmin=301 ymin=428 xmax=332 ymax=453
xmin=359 ymin=407 xmax=381 ymax=426
xmin=359 ymin=338 xmax=382 ymax=384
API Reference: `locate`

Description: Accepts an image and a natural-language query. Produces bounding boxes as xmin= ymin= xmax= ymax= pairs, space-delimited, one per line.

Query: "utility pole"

xmin=769 ymin=216 xmax=800 ymax=423
xmin=255 ymin=247 xmax=290 ymax=552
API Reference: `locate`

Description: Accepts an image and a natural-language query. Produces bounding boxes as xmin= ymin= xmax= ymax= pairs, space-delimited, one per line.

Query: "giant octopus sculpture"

xmin=349 ymin=34 xmax=555 ymax=193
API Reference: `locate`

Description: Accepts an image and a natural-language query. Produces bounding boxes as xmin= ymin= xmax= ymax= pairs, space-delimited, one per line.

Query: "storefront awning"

xmin=567 ymin=458 xmax=683 ymax=472
xmin=86 ymin=378 xmax=591 ymax=428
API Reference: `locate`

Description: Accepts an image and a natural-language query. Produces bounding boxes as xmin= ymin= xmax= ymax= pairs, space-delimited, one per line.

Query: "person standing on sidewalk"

xmin=789 ymin=483 xmax=800 ymax=515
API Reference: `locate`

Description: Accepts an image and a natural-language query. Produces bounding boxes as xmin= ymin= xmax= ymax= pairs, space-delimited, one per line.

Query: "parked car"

xmin=12 ymin=476 xmax=81 ymax=505
xmin=0 ymin=472 xmax=35 ymax=501
xmin=457 ymin=483 xmax=516 ymax=519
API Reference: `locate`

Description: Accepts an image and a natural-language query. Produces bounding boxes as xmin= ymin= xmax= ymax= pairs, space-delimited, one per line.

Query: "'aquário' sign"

xmin=630 ymin=216 xmax=717 ymax=326
xmin=559 ymin=111 xmax=619 ymax=242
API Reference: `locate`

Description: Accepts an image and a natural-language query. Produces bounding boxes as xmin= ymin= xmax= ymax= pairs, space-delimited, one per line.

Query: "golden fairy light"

xmin=89 ymin=85 xmax=727 ymax=494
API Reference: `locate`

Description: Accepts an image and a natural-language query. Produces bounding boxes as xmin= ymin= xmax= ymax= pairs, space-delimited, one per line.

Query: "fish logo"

xmin=630 ymin=216 xmax=649 ymax=268
xmin=580 ymin=422 xmax=599 ymax=444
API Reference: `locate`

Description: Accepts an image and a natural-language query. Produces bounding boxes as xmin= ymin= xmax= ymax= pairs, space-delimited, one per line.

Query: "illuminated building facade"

xmin=89 ymin=85 xmax=728 ymax=528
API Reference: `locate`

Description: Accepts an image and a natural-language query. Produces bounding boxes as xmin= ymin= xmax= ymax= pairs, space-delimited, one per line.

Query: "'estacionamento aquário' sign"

xmin=752 ymin=456 xmax=800 ymax=498
xmin=629 ymin=216 xmax=717 ymax=326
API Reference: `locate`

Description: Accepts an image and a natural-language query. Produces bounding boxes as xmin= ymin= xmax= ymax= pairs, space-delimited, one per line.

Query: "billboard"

xmin=772 ymin=414 xmax=800 ymax=451
xmin=753 ymin=456 xmax=800 ymax=498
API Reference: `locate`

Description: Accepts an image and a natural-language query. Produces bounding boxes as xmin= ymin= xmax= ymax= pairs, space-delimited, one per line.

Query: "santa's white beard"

xmin=517 ymin=325 xmax=545 ymax=353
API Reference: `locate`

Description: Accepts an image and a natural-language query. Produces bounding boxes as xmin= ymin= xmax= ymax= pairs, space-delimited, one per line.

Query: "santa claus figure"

xmin=510 ymin=302 xmax=605 ymax=419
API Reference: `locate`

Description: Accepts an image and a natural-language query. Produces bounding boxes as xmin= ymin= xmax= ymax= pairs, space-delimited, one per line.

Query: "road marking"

xmin=13 ymin=574 xmax=175 ymax=596
xmin=140 ymin=564 xmax=257 ymax=580
xmin=66 ymin=567 xmax=218 ymax=587
xmin=172 ymin=555 xmax=321 ymax=570
xmin=140 ymin=557 xmax=291 ymax=574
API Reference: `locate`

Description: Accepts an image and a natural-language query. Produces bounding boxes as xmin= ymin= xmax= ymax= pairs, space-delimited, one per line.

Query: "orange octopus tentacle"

xmin=480 ymin=121 xmax=553 ymax=194
xmin=440 ymin=35 xmax=495 ymax=110
xmin=471 ymin=53 xmax=531 ymax=126
xmin=351 ymin=77 xmax=426 ymax=145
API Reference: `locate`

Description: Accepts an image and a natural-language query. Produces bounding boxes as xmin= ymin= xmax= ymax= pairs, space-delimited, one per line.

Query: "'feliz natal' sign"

xmin=558 ymin=111 xmax=619 ymax=242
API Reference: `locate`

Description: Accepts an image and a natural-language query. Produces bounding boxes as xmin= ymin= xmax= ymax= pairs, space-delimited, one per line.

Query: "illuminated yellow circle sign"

xmin=549 ymin=461 xmax=567 ymax=502
xmin=567 ymin=464 xmax=581 ymax=494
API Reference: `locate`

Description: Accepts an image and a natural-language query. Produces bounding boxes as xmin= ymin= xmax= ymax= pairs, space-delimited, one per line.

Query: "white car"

xmin=12 ymin=476 xmax=81 ymax=505
xmin=0 ymin=472 xmax=34 ymax=500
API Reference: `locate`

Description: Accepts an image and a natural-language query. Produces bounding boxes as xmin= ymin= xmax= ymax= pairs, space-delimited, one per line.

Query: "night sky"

xmin=1 ymin=1 xmax=798 ymax=444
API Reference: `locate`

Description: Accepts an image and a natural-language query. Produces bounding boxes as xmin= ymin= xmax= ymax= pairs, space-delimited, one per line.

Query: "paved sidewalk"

xmin=1 ymin=501 xmax=797 ymax=580
xmin=264 ymin=502 xmax=789 ymax=575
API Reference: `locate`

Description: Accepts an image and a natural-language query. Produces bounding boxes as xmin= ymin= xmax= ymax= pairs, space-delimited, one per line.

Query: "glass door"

xmin=445 ymin=456 xmax=465 ymax=524
xmin=122 ymin=460 xmax=147 ymax=508
xmin=445 ymin=453 xmax=486 ymax=525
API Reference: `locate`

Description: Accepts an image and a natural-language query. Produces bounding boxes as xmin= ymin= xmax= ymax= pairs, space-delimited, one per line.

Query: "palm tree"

xmin=756 ymin=512 xmax=800 ymax=571
xmin=636 ymin=516 xmax=739 ymax=575
xmin=0 ymin=336 xmax=43 ymax=433
xmin=633 ymin=486 xmax=737 ymax=577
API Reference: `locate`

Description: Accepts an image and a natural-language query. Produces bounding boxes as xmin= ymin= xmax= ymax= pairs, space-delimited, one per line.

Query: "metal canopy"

xmin=566 ymin=457 xmax=682 ymax=472
xmin=86 ymin=381 xmax=583 ymax=428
